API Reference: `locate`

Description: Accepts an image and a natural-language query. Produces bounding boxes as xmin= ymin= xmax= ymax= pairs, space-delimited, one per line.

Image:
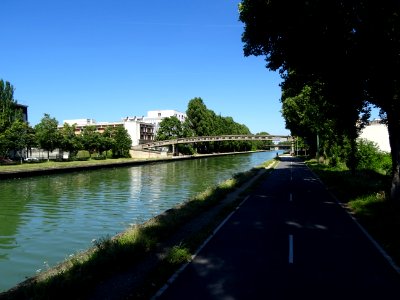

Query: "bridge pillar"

xmin=172 ymin=144 xmax=178 ymax=156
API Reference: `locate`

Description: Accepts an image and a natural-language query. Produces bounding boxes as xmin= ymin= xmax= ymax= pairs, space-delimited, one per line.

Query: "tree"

xmin=35 ymin=114 xmax=61 ymax=160
xmin=186 ymin=98 xmax=214 ymax=137
xmin=81 ymin=125 xmax=101 ymax=157
xmin=185 ymin=98 xmax=255 ymax=153
xmin=155 ymin=116 xmax=184 ymax=141
xmin=0 ymin=133 xmax=9 ymax=158
xmin=0 ymin=80 xmax=18 ymax=133
xmin=281 ymin=81 xmax=334 ymax=157
xmin=357 ymin=1 xmax=400 ymax=200
xmin=6 ymin=120 xmax=30 ymax=163
xmin=254 ymin=131 xmax=273 ymax=150
xmin=104 ymin=126 xmax=132 ymax=158
xmin=239 ymin=0 xmax=400 ymax=200
xmin=155 ymin=116 xmax=196 ymax=155
xmin=97 ymin=135 xmax=114 ymax=158
xmin=59 ymin=123 xmax=81 ymax=159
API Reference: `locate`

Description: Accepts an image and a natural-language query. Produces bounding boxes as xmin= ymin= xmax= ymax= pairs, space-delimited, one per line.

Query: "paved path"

xmin=154 ymin=157 xmax=400 ymax=300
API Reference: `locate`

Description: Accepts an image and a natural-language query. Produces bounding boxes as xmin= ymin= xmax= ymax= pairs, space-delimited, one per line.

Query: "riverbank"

xmin=3 ymin=156 xmax=398 ymax=299
xmin=0 ymin=158 xmax=279 ymax=299
xmin=0 ymin=151 xmax=266 ymax=180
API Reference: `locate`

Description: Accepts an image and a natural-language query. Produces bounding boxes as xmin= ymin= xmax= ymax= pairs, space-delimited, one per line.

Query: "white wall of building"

xmin=144 ymin=110 xmax=186 ymax=134
xmin=147 ymin=110 xmax=186 ymax=121
xmin=63 ymin=119 xmax=96 ymax=126
xmin=359 ymin=120 xmax=391 ymax=152
xmin=123 ymin=121 xmax=141 ymax=146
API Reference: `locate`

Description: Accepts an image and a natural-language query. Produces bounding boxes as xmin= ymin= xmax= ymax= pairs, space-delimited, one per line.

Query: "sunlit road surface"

xmin=155 ymin=157 xmax=400 ymax=300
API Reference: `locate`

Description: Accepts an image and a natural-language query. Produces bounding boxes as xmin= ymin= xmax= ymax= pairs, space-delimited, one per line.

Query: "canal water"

xmin=0 ymin=151 xmax=281 ymax=291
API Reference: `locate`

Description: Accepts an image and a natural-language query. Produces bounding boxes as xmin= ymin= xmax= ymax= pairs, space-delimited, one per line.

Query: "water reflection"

xmin=0 ymin=151 xmax=281 ymax=291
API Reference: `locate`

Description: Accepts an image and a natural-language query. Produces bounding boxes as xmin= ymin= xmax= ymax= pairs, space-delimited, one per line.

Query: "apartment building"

xmin=139 ymin=110 xmax=186 ymax=133
xmin=63 ymin=109 xmax=186 ymax=147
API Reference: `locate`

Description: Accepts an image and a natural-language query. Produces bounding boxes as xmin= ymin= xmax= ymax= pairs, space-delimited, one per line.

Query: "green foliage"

xmin=184 ymin=98 xmax=254 ymax=153
xmin=239 ymin=0 xmax=400 ymax=200
xmin=0 ymin=133 xmax=9 ymax=157
xmin=253 ymin=131 xmax=273 ymax=150
xmin=80 ymin=126 xmax=101 ymax=157
xmin=165 ymin=245 xmax=192 ymax=265
xmin=154 ymin=97 xmax=257 ymax=154
xmin=59 ymin=123 xmax=81 ymax=158
xmin=6 ymin=120 xmax=30 ymax=161
xmin=34 ymin=114 xmax=61 ymax=160
xmin=186 ymin=98 xmax=214 ymax=137
xmin=0 ymin=79 xmax=32 ymax=159
xmin=75 ymin=150 xmax=91 ymax=160
xmin=103 ymin=126 xmax=132 ymax=158
xmin=156 ymin=116 xmax=184 ymax=141
xmin=315 ymin=137 xmax=393 ymax=175
xmin=356 ymin=139 xmax=392 ymax=175
xmin=0 ymin=80 xmax=19 ymax=133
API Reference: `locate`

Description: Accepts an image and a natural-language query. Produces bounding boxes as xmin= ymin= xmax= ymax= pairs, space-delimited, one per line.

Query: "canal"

xmin=0 ymin=151 xmax=281 ymax=291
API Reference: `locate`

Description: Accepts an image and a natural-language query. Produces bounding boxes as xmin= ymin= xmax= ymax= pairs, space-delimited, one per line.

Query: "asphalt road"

xmin=154 ymin=157 xmax=400 ymax=300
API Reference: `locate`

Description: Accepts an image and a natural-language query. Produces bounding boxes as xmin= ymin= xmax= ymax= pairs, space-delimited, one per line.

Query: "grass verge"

xmin=0 ymin=158 xmax=148 ymax=173
xmin=306 ymin=159 xmax=400 ymax=268
xmin=1 ymin=159 xmax=279 ymax=300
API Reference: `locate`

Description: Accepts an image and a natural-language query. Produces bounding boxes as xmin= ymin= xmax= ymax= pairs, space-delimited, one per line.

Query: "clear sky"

xmin=1 ymin=0 xmax=290 ymax=135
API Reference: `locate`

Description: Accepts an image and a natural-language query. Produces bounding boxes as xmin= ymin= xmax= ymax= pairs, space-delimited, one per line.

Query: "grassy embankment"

xmin=1 ymin=159 xmax=278 ymax=300
xmin=307 ymin=159 xmax=400 ymax=268
xmin=0 ymin=157 xmax=153 ymax=173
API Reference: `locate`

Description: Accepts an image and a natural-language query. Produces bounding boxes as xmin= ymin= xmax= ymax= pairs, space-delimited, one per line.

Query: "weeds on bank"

xmin=307 ymin=159 xmax=400 ymax=266
xmin=2 ymin=159 xmax=276 ymax=300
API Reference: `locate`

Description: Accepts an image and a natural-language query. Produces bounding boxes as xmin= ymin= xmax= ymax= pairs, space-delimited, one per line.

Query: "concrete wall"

xmin=130 ymin=150 xmax=168 ymax=159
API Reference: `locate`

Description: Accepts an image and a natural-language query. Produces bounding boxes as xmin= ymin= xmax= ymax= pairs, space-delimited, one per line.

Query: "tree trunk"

xmin=387 ymin=112 xmax=400 ymax=202
xmin=349 ymin=137 xmax=358 ymax=176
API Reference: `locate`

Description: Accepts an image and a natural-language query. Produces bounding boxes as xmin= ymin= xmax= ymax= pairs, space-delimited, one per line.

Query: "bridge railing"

xmin=132 ymin=135 xmax=292 ymax=150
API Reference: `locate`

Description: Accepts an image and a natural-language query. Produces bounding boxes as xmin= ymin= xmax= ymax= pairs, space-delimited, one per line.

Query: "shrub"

xmin=378 ymin=152 xmax=392 ymax=175
xmin=356 ymin=139 xmax=392 ymax=174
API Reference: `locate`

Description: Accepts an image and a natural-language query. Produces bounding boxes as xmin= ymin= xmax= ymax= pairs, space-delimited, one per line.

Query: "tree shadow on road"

xmin=308 ymin=162 xmax=400 ymax=268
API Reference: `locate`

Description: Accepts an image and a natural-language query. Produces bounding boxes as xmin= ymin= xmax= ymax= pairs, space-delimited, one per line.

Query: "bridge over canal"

xmin=132 ymin=135 xmax=293 ymax=154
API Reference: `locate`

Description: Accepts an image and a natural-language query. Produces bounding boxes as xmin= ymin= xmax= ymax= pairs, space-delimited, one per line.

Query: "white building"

xmin=122 ymin=109 xmax=186 ymax=139
xmin=63 ymin=109 xmax=186 ymax=147
xmin=144 ymin=110 xmax=186 ymax=133
xmin=63 ymin=118 xmax=154 ymax=147
xmin=359 ymin=119 xmax=391 ymax=152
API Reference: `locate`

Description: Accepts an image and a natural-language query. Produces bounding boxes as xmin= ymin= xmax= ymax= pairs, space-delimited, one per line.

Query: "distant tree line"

xmin=155 ymin=97 xmax=273 ymax=154
xmin=0 ymin=80 xmax=132 ymax=161
xmin=239 ymin=0 xmax=400 ymax=201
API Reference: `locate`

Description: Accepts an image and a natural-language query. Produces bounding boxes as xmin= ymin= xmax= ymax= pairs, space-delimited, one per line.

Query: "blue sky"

xmin=2 ymin=1 xmax=289 ymax=135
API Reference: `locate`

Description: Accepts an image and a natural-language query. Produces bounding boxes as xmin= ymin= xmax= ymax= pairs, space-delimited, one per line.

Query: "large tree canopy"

xmin=239 ymin=0 xmax=400 ymax=201
xmin=155 ymin=116 xmax=185 ymax=141
xmin=185 ymin=98 xmax=253 ymax=153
